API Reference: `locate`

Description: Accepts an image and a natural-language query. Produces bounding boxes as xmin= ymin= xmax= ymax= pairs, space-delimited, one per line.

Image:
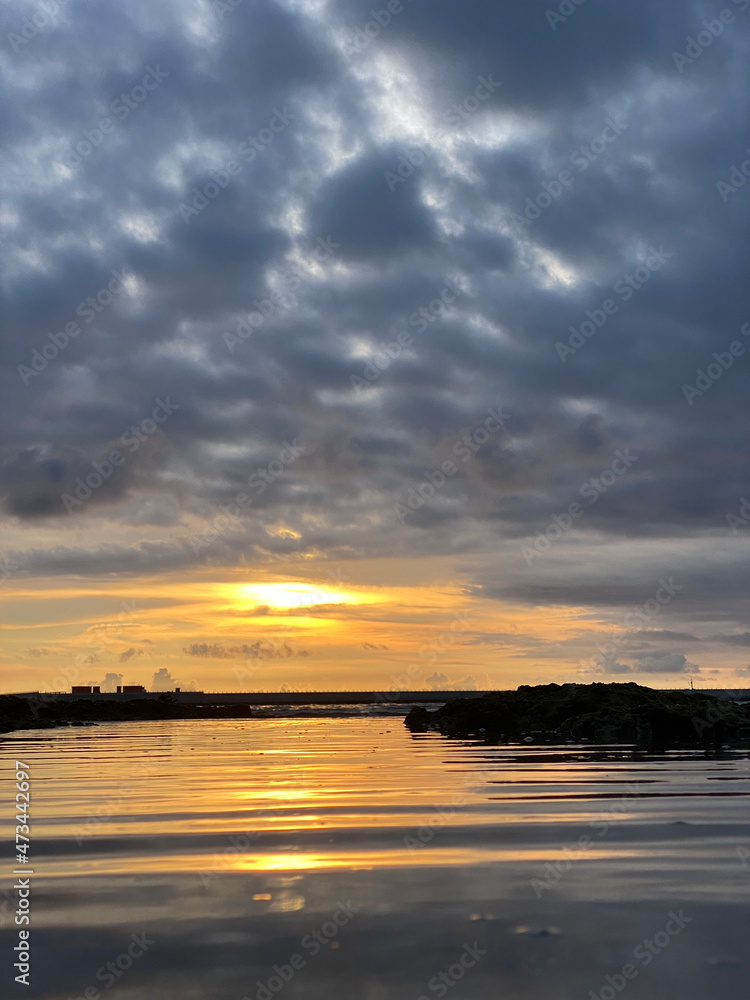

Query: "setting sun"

xmin=231 ymin=582 xmax=372 ymax=610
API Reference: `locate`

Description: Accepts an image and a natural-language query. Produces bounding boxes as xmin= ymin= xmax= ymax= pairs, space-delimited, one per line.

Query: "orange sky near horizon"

xmin=1 ymin=556 xmax=746 ymax=694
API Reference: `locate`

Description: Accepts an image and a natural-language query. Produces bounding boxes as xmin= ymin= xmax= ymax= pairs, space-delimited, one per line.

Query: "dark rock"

xmin=404 ymin=706 xmax=433 ymax=731
xmin=404 ymin=683 xmax=750 ymax=747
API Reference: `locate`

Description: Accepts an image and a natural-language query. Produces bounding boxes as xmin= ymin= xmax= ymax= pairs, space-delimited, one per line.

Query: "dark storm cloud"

xmin=1 ymin=0 xmax=748 ymax=645
xmin=309 ymin=148 xmax=437 ymax=261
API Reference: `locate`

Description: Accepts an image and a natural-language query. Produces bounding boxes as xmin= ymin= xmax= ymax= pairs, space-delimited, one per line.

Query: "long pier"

xmin=11 ymin=688 xmax=750 ymax=705
xmin=13 ymin=689 xmax=492 ymax=706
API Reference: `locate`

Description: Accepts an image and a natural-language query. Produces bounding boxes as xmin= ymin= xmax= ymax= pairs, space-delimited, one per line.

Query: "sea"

xmin=2 ymin=708 xmax=749 ymax=999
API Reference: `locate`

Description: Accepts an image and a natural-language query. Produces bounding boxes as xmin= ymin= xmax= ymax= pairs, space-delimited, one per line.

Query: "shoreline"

xmin=0 ymin=694 xmax=255 ymax=737
xmin=5 ymin=683 xmax=750 ymax=745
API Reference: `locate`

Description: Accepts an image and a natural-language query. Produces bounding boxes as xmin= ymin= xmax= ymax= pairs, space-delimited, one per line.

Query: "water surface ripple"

xmin=2 ymin=716 xmax=749 ymax=999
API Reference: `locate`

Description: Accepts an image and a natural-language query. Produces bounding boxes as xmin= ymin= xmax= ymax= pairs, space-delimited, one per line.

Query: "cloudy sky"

xmin=1 ymin=0 xmax=749 ymax=694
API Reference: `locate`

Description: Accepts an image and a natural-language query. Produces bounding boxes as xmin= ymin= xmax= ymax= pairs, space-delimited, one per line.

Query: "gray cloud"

xmin=630 ymin=631 xmax=702 ymax=643
xmin=0 ymin=0 xmax=748 ymax=666
xmin=600 ymin=650 xmax=697 ymax=675
xmin=714 ymin=632 xmax=750 ymax=646
xmin=425 ymin=671 xmax=478 ymax=690
xmin=630 ymin=651 xmax=695 ymax=674
xmin=150 ymin=667 xmax=197 ymax=692
xmin=119 ymin=647 xmax=144 ymax=663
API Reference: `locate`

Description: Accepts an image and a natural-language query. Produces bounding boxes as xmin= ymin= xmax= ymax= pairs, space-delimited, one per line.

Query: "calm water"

xmin=2 ymin=715 xmax=750 ymax=999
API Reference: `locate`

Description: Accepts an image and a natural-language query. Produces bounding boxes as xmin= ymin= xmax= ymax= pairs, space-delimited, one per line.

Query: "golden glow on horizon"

xmin=1 ymin=558 xmax=748 ymax=690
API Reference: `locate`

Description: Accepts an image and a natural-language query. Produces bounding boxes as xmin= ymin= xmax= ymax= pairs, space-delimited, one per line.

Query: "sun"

xmin=232 ymin=582 xmax=368 ymax=610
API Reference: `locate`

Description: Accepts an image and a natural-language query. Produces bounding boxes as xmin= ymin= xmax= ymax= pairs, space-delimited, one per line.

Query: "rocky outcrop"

xmin=404 ymin=683 xmax=750 ymax=746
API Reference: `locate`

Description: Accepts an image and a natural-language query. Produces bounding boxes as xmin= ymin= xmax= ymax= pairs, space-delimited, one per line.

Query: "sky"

xmin=1 ymin=0 xmax=749 ymax=694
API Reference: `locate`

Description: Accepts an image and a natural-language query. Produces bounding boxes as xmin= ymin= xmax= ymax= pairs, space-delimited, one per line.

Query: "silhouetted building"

xmin=122 ymin=685 xmax=146 ymax=693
